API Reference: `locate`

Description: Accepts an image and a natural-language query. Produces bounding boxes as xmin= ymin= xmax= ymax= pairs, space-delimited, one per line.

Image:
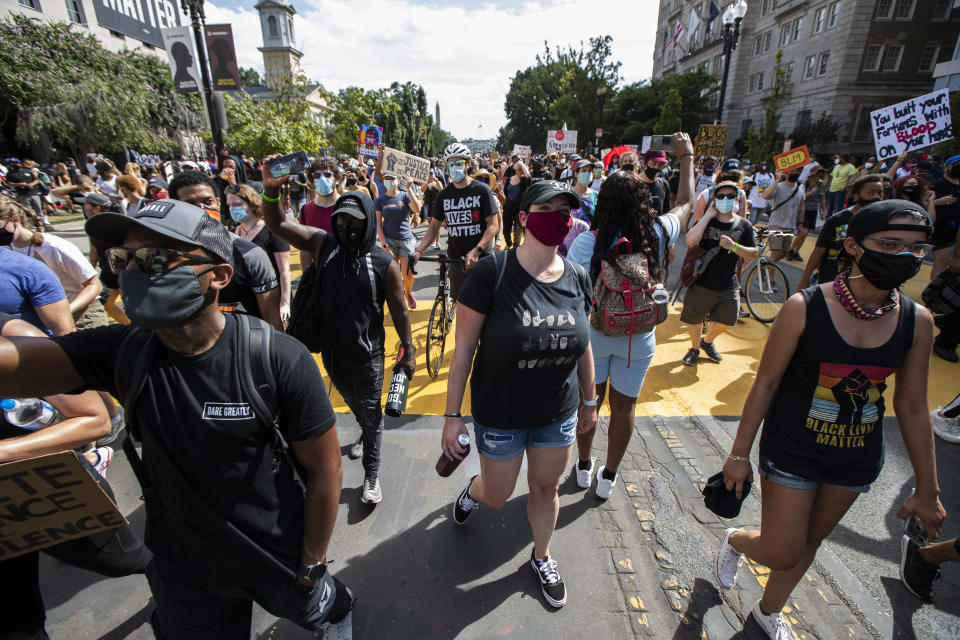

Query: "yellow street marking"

xmin=618 ymin=558 xmax=633 ymax=571
xmin=628 ymin=596 xmax=645 ymax=610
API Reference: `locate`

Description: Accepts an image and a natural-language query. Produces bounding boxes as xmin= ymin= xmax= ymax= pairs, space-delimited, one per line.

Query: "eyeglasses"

xmin=861 ymin=237 xmax=933 ymax=257
xmin=312 ymin=171 xmax=334 ymax=180
xmin=714 ymin=193 xmax=737 ymax=200
xmin=106 ymin=246 xmax=218 ymax=275
xmin=446 ymin=160 xmax=466 ymax=168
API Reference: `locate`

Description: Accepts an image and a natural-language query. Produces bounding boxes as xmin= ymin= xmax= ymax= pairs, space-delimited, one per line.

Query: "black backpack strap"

xmin=114 ymin=327 xmax=158 ymax=491
xmin=493 ymin=249 xmax=509 ymax=296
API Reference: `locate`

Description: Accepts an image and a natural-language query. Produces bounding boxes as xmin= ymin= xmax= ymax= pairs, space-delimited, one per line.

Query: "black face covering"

xmin=901 ymin=185 xmax=919 ymax=198
xmin=855 ymin=246 xmax=922 ymax=290
xmin=333 ymin=219 xmax=364 ymax=252
xmin=948 ymin=165 xmax=960 ymax=179
xmin=788 ymin=173 xmax=801 ymax=182
xmin=643 ymin=166 xmax=660 ymax=180
xmin=854 ymin=196 xmax=880 ymax=208
xmin=0 ymin=227 xmax=14 ymax=246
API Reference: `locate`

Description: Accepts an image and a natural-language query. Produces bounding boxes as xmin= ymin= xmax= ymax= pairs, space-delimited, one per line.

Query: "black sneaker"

xmin=681 ymin=348 xmax=700 ymax=366
xmin=347 ymin=438 xmax=363 ymax=460
xmin=530 ymin=550 xmax=567 ymax=608
xmin=933 ymin=342 xmax=959 ymax=363
xmin=700 ymin=339 xmax=722 ymax=363
xmin=453 ymin=475 xmax=479 ymax=525
xmin=900 ymin=535 xmax=939 ymax=602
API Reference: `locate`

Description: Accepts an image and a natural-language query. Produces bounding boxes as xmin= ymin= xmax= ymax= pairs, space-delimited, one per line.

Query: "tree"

xmin=239 ymin=67 xmax=263 ymax=88
xmin=602 ymin=71 xmax=715 ymax=144
xmin=787 ymin=112 xmax=842 ymax=152
xmin=223 ymin=74 xmax=328 ymax=159
xmin=0 ymin=14 xmax=202 ymax=158
xmin=654 ymin=88 xmax=683 ymax=134
xmin=743 ymin=49 xmax=790 ymax=164
xmin=329 ymin=86 xmax=398 ymax=156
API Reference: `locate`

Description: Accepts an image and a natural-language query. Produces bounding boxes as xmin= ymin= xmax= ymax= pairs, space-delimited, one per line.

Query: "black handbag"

xmin=702 ymin=471 xmax=751 ymax=519
xmin=922 ymin=270 xmax=960 ymax=315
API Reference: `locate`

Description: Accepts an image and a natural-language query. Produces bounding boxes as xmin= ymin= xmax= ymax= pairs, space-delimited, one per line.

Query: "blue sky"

xmin=206 ymin=0 xmax=660 ymax=141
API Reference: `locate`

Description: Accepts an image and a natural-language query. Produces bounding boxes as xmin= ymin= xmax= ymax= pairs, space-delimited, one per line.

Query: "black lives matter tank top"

xmin=759 ymin=286 xmax=915 ymax=486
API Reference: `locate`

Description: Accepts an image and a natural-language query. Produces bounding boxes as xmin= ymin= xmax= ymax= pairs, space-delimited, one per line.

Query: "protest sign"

xmin=358 ymin=124 xmax=382 ymax=158
xmin=125 ymin=147 xmax=163 ymax=169
xmin=204 ymin=24 xmax=241 ymax=91
xmin=696 ymin=124 xmax=729 ymax=157
xmin=772 ymin=145 xmax=811 ymax=172
xmin=596 ymin=128 xmax=603 ymax=139
xmin=871 ymin=89 xmax=953 ymax=160
xmin=161 ymin=27 xmax=202 ymax=95
xmin=546 ymin=130 xmax=578 ymax=153
xmin=512 ymin=145 xmax=531 ymax=159
xmin=92 ymin=0 xmax=184 ymax=48
xmin=0 ymin=452 xmax=127 ymax=560
xmin=380 ymin=147 xmax=430 ymax=184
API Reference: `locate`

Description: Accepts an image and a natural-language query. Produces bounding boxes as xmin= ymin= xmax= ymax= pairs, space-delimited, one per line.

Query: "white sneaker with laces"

xmin=932 ymin=408 xmax=960 ymax=444
xmin=361 ymin=476 xmax=382 ymax=504
xmin=595 ymin=466 xmax=617 ymax=499
xmin=750 ymin=600 xmax=792 ymax=640
xmin=575 ymin=457 xmax=596 ymax=489
xmin=715 ymin=527 xmax=744 ymax=588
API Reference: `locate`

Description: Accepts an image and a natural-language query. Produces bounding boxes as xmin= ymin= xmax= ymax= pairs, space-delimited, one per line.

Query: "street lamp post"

xmin=716 ymin=0 xmax=748 ymax=125
xmin=181 ymin=0 xmax=225 ymax=163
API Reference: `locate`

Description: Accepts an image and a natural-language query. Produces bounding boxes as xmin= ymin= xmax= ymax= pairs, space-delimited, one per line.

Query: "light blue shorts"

xmin=473 ymin=412 xmax=577 ymax=461
xmin=759 ymin=457 xmax=871 ymax=493
xmin=590 ymin=327 xmax=655 ymax=398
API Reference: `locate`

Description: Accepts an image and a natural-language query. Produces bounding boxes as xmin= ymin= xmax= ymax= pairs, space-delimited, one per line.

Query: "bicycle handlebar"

xmin=417 ymin=255 xmax=465 ymax=264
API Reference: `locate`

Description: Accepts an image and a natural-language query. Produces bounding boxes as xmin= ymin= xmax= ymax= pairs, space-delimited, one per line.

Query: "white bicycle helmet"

xmin=442 ymin=142 xmax=472 ymax=160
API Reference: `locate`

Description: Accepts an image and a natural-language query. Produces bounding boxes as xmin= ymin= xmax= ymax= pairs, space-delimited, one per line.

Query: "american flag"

xmin=673 ymin=21 xmax=685 ymax=48
xmin=662 ymin=27 xmax=670 ymax=54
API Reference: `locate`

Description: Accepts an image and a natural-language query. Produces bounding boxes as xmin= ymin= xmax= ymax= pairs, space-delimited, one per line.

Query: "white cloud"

xmin=205 ymin=0 xmax=659 ymax=142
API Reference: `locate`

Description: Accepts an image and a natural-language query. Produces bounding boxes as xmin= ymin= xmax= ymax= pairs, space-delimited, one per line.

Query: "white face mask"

xmin=715 ymin=196 xmax=735 ymax=214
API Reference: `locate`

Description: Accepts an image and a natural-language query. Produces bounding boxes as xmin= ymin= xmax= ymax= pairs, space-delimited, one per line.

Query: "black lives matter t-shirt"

xmin=432 ymin=179 xmax=500 ymax=258
xmin=695 ymin=216 xmax=756 ymax=291
xmin=52 ymin=314 xmax=336 ymax=584
xmin=459 ymin=251 xmax=591 ymax=429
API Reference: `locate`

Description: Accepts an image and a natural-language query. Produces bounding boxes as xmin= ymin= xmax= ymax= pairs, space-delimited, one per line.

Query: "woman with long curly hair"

xmin=566 ymin=133 xmax=695 ymax=498
xmin=893 ymin=175 xmax=936 ymax=220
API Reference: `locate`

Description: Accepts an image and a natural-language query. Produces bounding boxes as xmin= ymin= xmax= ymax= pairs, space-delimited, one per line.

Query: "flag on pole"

xmin=672 ymin=20 xmax=685 ymax=49
xmin=685 ymin=8 xmax=701 ymax=52
xmin=661 ymin=27 xmax=670 ymax=54
xmin=705 ymin=0 xmax=721 ymax=34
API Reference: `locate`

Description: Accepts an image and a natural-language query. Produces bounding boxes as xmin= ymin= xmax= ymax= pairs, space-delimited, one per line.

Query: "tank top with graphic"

xmin=759 ymin=286 xmax=915 ymax=486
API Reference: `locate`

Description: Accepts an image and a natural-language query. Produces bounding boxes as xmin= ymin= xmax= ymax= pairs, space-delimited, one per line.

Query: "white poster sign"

xmin=870 ymin=89 xmax=953 ymax=160
xmin=546 ymin=130 xmax=578 ymax=154
xmin=512 ymin=144 xmax=531 ymax=159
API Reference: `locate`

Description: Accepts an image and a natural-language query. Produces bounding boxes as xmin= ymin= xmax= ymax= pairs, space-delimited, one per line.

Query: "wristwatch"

xmin=297 ymin=560 xmax=327 ymax=585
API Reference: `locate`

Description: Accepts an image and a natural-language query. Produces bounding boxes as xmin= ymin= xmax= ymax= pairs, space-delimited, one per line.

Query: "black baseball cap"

xmin=148 ymin=176 xmax=168 ymax=189
xmin=721 ymin=158 xmax=741 ymax=173
xmin=847 ymin=200 xmax=932 ymax=240
xmin=518 ymin=180 xmax=580 ymax=211
xmin=83 ymin=192 xmax=114 ymax=208
xmin=575 ymin=159 xmax=594 ymax=172
xmin=331 ymin=199 xmax=366 ymax=220
xmin=84 ymin=199 xmax=234 ymax=266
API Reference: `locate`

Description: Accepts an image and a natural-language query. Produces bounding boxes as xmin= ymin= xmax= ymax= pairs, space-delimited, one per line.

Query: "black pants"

xmin=503 ymin=200 xmax=521 ymax=248
xmin=935 ymin=310 xmax=960 ymax=351
xmin=322 ymin=352 xmax=385 ymax=477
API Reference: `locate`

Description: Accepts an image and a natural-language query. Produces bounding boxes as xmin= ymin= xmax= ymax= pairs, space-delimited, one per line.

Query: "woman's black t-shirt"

xmin=247 ymin=225 xmax=290 ymax=276
xmin=459 ymin=251 xmax=592 ymax=430
xmin=759 ymin=286 xmax=915 ymax=486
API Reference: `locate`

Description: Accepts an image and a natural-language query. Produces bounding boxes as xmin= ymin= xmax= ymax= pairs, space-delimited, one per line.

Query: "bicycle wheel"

xmin=744 ymin=261 xmax=789 ymax=323
xmin=426 ymin=295 xmax=447 ymax=378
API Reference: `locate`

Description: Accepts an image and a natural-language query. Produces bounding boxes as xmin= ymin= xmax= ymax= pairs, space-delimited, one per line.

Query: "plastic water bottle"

xmin=1 ymin=398 xmax=61 ymax=431
xmin=651 ymin=283 xmax=669 ymax=305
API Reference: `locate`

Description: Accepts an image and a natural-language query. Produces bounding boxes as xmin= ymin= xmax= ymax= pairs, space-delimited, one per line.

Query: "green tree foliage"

xmin=0 ymin=14 xmax=202 ymax=157
xmin=602 ymin=71 xmax=715 ymax=144
xmin=329 ymin=86 xmax=398 ymax=156
xmin=239 ymin=67 xmax=264 ymax=88
xmin=654 ymin=88 xmax=683 ymax=134
xmin=743 ymin=50 xmax=790 ymax=164
xmin=787 ymin=112 xmax=841 ymax=153
xmin=223 ymin=74 xmax=327 ymax=159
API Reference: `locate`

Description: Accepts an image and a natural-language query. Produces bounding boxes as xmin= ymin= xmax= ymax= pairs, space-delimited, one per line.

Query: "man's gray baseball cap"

xmin=84 ymin=198 xmax=233 ymax=266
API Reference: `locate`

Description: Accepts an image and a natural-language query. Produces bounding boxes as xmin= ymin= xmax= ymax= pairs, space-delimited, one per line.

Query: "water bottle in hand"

xmin=1 ymin=398 xmax=61 ymax=431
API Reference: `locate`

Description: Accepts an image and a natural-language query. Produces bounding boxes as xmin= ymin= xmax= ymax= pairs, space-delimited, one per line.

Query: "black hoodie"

xmin=318 ymin=192 xmax=393 ymax=360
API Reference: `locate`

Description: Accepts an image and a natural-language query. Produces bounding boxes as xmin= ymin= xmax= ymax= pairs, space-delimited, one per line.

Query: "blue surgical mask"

xmin=715 ymin=197 xmax=735 ymax=214
xmin=316 ymin=175 xmax=335 ymax=196
xmin=577 ymin=172 xmax=592 ymax=186
xmin=384 ymin=179 xmax=398 ymax=191
xmin=450 ymin=165 xmax=466 ymax=183
xmin=229 ymin=205 xmax=250 ymax=224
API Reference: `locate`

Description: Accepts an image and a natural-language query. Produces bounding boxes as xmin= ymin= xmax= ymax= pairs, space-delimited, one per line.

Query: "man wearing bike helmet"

xmin=412 ymin=143 xmax=500 ymax=299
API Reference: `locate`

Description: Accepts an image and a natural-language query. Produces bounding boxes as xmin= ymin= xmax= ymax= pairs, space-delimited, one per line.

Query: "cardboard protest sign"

xmin=0 ymin=452 xmax=127 ymax=560
xmin=358 ymin=125 xmax=382 ymax=158
xmin=546 ymin=130 xmax=578 ymax=153
xmin=773 ymin=145 xmax=811 ymax=172
xmin=161 ymin=27 xmax=202 ymax=94
xmin=204 ymin=24 xmax=241 ymax=91
xmin=871 ymin=89 xmax=953 ymax=160
xmin=380 ymin=147 xmax=430 ymax=184
xmin=696 ymin=124 xmax=729 ymax=157
xmin=126 ymin=147 xmax=163 ymax=168
xmin=512 ymin=145 xmax=531 ymax=159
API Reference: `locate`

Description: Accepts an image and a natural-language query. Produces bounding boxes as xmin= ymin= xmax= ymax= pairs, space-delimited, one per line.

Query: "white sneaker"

xmin=932 ymin=408 xmax=960 ymax=444
xmin=750 ymin=600 xmax=792 ymax=640
xmin=361 ymin=476 xmax=382 ymax=504
xmin=595 ymin=466 xmax=617 ymax=499
xmin=575 ymin=457 xmax=596 ymax=489
xmin=715 ymin=527 xmax=743 ymax=589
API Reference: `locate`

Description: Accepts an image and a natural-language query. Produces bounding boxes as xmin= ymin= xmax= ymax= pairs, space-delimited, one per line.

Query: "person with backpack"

xmin=567 ymin=132 xmax=695 ymax=498
xmin=760 ymin=169 xmax=806 ymax=263
xmin=681 ymin=180 xmax=758 ymax=367
xmin=0 ymin=199 xmax=354 ymax=638
xmin=259 ymin=155 xmax=416 ymax=506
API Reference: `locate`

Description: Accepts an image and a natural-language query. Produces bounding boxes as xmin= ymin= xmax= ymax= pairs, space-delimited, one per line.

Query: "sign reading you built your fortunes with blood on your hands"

xmin=871 ymin=89 xmax=953 ymax=160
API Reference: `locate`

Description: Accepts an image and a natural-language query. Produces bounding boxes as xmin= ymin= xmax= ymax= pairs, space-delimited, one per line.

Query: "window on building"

xmin=803 ymin=55 xmax=816 ymax=79
xmin=785 ymin=61 xmax=795 ymax=83
xmin=895 ymin=0 xmax=915 ymax=19
xmin=65 ymin=0 xmax=85 ymax=24
xmin=828 ymin=1 xmax=841 ymax=27
xmin=748 ymin=74 xmax=756 ymax=92
xmin=853 ymin=106 xmax=877 ymax=141
xmin=797 ymin=109 xmax=812 ymax=129
xmin=713 ymin=54 xmax=723 ymax=72
xmin=793 ymin=18 xmax=803 ymax=40
xmin=268 ymin=15 xmax=278 ymax=37
xmin=18 ymin=0 xmax=40 ymax=9
xmin=761 ymin=0 xmax=770 ymax=15
xmin=875 ymin=0 xmax=893 ymax=18
xmin=780 ymin=24 xmax=791 ymax=46
xmin=757 ymin=71 xmax=765 ymax=90
xmin=763 ymin=31 xmax=772 ymax=52
xmin=933 ymin=0 xmax=951 ymax=19
xmin=818 ymin=51 xmax=830 ymax=75
xmin=813 ymin=7 xmax=826 ymax=32
xmin=918 ymin=45 xmax=939 ymax=73
xmin=741 ymin=118 xmax=753 ymax=138
xmin=862 ymin=44 xmax=883 ymax=71
xmin=754 ymin=36 xmax=763 ymax=56
xmin=109 ymin=30 xmax=123 ymax=39
xmin=880 ymin=45 xmax=903 ymax=72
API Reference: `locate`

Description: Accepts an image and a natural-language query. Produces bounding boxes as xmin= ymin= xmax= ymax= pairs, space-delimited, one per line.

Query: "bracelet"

xmin=444 ymin=412 xmax=462 ymax=418
xmin=728 ymin=454 xmax=749 ymax=462
xmin=262 ymin=192 xmax=280 ymax=203
xmin=733 ymin=241 xmax=740 ymax=253
xmin=680 ymin=153 xmax=694 ymax=158
xmin=582 ymin=397 xmax=598 ymax=406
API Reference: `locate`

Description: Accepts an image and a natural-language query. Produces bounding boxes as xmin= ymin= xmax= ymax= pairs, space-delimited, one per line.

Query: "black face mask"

xmin=855 ymin=246 xmax=922 ymax=291
xmin=854 ymin=196 xmax=880 ymax=207
xmin=0 ymin=227 xmax=14 ymax=246
xmin=643 ymin=166 xmax=660 ymax=180
xmin=333 ymin=218 xmax=364 ymax=252
xmin=788 ymin=173 xmax=801 ymax=182
xmin=948 ymin=165 xmax=960 ymax=179
xmin=902 ymin=185 xmax=919 ymax=198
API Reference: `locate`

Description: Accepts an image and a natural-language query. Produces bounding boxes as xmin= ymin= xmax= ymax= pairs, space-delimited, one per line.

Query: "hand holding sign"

xmin=871 ymin=89 xmax=953 ymax=160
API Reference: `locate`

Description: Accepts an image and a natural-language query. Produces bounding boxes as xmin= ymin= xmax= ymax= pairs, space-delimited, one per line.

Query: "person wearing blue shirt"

xmin=0 ymin=244 xmax=73 ymax=335
xmin=375 ymin=172 xmax=422 ymax=309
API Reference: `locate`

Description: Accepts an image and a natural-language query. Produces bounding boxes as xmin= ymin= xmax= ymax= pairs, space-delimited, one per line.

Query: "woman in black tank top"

xmin=713 ymin=201 xmax=946 ymax=636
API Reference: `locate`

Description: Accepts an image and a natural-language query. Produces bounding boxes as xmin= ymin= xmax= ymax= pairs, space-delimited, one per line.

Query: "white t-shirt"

xmin=590 ymin=176 xmax=606 ymax=191
xmin=11 ymin=233 xmax=97 ymax=301
xmin=86 ymin=162 xmax=98 ymax=178
xmin=695 ymin=173 xmax=715 ymax=196
xmin=97 ymin=175 xmax=118 ymax=195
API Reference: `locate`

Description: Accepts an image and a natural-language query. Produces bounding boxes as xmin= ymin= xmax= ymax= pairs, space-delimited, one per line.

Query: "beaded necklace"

xmin=833 ymin=270 xmax=898 ymax=320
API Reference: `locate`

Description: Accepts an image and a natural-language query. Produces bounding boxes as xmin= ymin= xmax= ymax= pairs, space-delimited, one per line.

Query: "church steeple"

xmin=255 ymin=0 xmax=303 ymax=88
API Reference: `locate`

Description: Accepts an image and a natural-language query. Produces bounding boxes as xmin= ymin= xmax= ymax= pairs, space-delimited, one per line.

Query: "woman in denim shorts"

xmin=440 ymin=180 xmax=597 ymax=609
xmin=375 ymin=172 xmax=422 ymax=309
xmin=715 ymin=201 xmax=946 ymax=638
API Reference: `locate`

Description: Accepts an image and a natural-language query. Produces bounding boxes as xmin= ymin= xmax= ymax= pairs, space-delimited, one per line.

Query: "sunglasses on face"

xmin=106 ymin=246 xmax=218 ymax=275
xmin=312 ymin=171 xmax=334 ymax=180
xmin=447 ymin=160 xmax=466 ymax=168
xmin=714 ymin=193 xmax=737 ymax=200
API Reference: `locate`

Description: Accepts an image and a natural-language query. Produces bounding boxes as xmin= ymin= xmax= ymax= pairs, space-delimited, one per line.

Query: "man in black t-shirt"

xmin=6 ymin=160 xmax=43 ymax=220
xmin=0 ymin=200 xmax=354 ymax=637
xmin=412 ymin=142 xmax=501 ymax=299
xmin=639 ymin=149 xmax=671 ymax=215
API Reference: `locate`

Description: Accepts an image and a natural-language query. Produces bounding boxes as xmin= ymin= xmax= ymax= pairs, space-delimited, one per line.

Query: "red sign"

xmin=772 ymin=145 xmax=811 ymax=172
xmin=555 ymin=131 xmax=565 ymax=141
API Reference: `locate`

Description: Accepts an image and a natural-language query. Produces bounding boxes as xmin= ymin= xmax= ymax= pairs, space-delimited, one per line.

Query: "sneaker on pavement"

xmin=530 ymin=549 xmax=567 ymax=608
xmin=90 ymin=446 xmax=114 ymax=478
xmin=932 ymin=342 xmax=959 ymax=363
xmin=97 ymin=407 xmax=125 ymax=446
xmin=749 ymin=600 xmax=793 ymax=640
xmin=453 ymin=475 xmax=479 ymax=525
xmin=595 ymin=466 xmax=617 ymax=499
xmin=347 ymin=438 xmax=363 ymax=460
xmin=361 ymin=475 xmax=382 ymax=504
xmin=700 ymin=339 xmax=722 ymax=363
xmin=715 ymin=527 xmax=744 ymax=589
xmin=932 ymin=408 xmax=960 ymax=444
xmin=321 ymin=586 xmax=354 ymax=640
xmin=681 ymin=348 xmax=700 ymax=366
xmin=575 ymin=457 xmax=596 ymax=489
xmin=900 ymin=535 xmax=939 ymax=602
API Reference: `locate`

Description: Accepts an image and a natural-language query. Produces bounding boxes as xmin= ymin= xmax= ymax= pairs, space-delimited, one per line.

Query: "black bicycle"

xmin=416 ymin=255 xmax=464 ymax=378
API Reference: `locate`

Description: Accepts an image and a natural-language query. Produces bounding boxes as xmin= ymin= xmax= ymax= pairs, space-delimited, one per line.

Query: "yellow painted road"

xmin=293 ymin=244 xmax=958 ymax=420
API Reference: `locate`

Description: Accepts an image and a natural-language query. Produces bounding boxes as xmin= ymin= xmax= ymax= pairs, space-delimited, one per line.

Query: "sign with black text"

xmin=92 ymin=0 xmax=185 ymax=48
xmin=380 ymin=147 xmax=430 ymax=184
xmin=696 ymin=124 xmax=729 ymax=157
xmin=204 ymin=24 xmax=241 ymax=91
xmin=125 ymin=147 xmax=163 ymax=168
xmin=162 ymin=27 xmax=202 ymax=94
xmin=871 ymin=90 xmax=953 ymax=160
xmin=546 ymin=130 xmax=578 ymax=154
xmin=512 ymin=144 xmax=531 ymax=159
xmin=773 ymin=145 xmax=811 ymax=172
xmin=0 ymin=452 xmax=127 ymax=560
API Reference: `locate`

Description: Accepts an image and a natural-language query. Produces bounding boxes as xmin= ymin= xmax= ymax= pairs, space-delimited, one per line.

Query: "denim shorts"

xmin=386 ymin=236 xmax=417 ymax=258
xmin=473 ymin=412 xmax=577 ymax=461
xmin=758 ymin=456 xmax=871 ymax=494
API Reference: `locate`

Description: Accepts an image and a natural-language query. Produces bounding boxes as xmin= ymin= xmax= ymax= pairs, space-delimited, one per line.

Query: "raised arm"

xmin=260 ymin=155 xmax=327 ymax=254
xmin=668 ymin=132 xmax=696 ymax=229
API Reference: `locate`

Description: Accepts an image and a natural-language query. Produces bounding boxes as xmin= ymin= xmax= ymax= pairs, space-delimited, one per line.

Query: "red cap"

xmin=644 ymin=150 xmax=667 ymax=162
